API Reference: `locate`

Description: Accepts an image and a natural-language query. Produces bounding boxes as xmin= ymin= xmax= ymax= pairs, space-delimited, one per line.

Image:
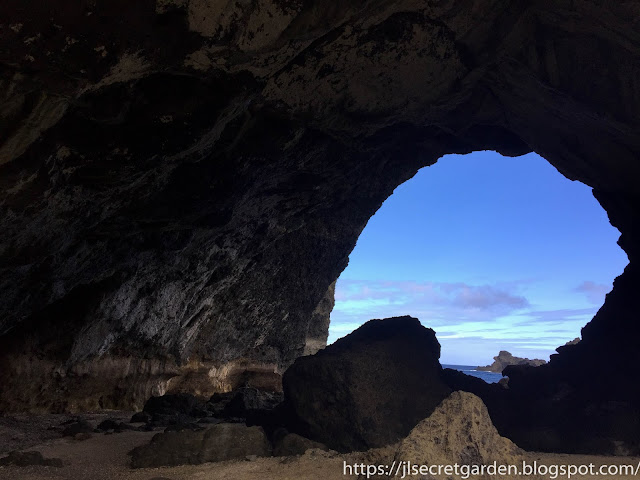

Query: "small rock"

xmin=274 ymin=433 xmax=328 ymax=456
xmin=0 ymin=451 xmax=63 ymax=467
xmin=130 ymin=411 xmax=153 ymax=423
xmin=62 ymin=420 xmax=93 ymax=436
xmin=97 ymin=418 xmax=135 ymax=432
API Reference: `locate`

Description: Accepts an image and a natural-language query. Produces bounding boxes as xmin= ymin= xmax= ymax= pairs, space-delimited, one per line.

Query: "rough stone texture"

xmin=390 ymin=391 xmax=525 ymax=480
xmin=282 ymin=316 xmax=451 ymax=452
xmin=477 ymin=350 xmax=546 ymax=373
xmin=129 ymin=423 xmax=271 ymax=468
xmin=0 ymin=0 xmax=639 ymax=454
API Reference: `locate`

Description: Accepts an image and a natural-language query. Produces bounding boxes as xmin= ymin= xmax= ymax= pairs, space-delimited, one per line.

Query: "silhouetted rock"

xmin=282 ymin=316 xmax=451 ymax=452
xmin=555 ymin=338 xmax=581 ymax=355
xmin=130 ymin=423 xmax=271 ymax=468
xmin=478 ymin=351 xmax=546 ymax=373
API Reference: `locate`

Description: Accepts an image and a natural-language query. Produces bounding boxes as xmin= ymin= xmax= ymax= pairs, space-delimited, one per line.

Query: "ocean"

xmin=442 ymin=364 xmax=504 ymax=384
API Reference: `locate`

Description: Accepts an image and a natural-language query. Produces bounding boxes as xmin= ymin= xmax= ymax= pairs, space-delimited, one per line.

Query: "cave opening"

xmin=329 ymin=150 xmax=628 ymax=374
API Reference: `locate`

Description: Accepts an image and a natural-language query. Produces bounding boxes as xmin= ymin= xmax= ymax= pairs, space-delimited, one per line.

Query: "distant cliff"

xmin=477 ymin=351 xmax=547 ymax=373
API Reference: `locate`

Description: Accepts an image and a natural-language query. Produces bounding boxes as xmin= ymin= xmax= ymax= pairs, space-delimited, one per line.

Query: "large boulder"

xmin=391 ymin=391 xmax=524 ymax=480
xmin=282 ymin=316 xmax=451 ymax=452
xmin=130 ymin=423 xmax=271 ymax=468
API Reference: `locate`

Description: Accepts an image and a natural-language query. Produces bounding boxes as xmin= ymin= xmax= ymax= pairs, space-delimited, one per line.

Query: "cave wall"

xmin=0 ymin=0 xmax=639 ymax=411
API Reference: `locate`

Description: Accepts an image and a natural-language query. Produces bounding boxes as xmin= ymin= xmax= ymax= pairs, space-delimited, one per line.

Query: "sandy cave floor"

xmin=1 ymin=414 xmax=639 ymax=480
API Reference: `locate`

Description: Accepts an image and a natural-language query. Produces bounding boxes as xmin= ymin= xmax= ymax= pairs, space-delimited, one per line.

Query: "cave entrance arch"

xmin=0 ymin=1 xmax=639 ymax=455
xmin=329 ymin=150 xmax=628 ymax=369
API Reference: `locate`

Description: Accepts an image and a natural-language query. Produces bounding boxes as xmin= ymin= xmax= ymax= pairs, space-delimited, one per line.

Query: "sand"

xmin=1 ymin=415 xmax=639 ymax=480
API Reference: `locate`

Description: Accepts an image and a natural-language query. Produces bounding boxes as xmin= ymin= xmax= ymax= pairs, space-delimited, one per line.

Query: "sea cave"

xmin=1 ymin=0 xmax=640 ymax=478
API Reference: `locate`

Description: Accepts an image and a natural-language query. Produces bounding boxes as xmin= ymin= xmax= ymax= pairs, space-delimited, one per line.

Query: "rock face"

xmin=130 ymin=423 xmax=271 ymax=468
xmin=282 ymin=316 xmax=451 ymax=452
xmin=391 ymin=392 xmax=524 ymax=480
xmin=0 ymin=0 xmax=640 ymax=456
xmin=477 ymin=351 xmax=546 ymax=373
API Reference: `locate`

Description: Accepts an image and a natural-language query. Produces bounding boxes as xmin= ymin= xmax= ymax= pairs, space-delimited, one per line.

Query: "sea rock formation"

xmin=129 ymin=423 xmax=271 ymax=468
xmin=390 ymin=391 xmax=525 ymax=480
xmin=477 ymin=351 xmax=546 ymax=373
xmin=0 ymin=0 xmax=640 ymax=457
xmin=282 ymin=316 xmax=451 ymax=452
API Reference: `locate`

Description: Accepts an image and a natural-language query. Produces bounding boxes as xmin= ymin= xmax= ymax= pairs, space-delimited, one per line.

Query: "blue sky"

xmin=328 ymin=151 xmax=628 ymax=365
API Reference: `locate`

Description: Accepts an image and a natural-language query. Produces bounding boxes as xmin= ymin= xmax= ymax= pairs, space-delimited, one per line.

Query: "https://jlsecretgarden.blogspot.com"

xmin=343 ymin=459 xmax=640 ymax=479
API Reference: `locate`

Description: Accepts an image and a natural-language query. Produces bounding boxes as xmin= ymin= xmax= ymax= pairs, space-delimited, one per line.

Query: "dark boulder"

xmin=96 ymin=418 xmax=135 ymax=433
xmin=282 ymin=316 xmax=451 ymax=452
xmin=130 ymin=423 xmax=272 ymax=468
xmin=61 ymin=420 xmax=93 ymax=436
xmin=0 ymin=451 xmax=63 ymax=467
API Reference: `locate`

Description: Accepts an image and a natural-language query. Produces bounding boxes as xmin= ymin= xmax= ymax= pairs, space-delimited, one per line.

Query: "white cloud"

xmin=575 ymin=281 xmax=611 ymax=305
